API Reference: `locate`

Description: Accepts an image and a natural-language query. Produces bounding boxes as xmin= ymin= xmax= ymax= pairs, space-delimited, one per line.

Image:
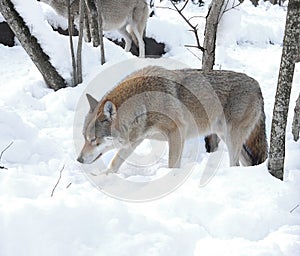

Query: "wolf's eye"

xmin=90 ymin=138 xmax=97 ymax=144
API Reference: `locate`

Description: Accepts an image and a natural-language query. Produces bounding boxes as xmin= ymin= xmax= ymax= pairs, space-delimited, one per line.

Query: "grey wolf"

xmin=77 ymin=66 xmax=268 ymax=173
xmin=40 ymin=0 xmax=148 ymax=57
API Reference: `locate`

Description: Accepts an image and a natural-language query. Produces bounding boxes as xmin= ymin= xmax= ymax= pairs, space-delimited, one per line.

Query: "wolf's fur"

xmin=40 ymin=0 xmax=148 ymax=57
xmin=77 ymin=66 xmax=268 ymax=172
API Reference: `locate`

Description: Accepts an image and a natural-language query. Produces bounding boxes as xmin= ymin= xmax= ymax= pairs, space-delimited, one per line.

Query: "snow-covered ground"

xmin=0 ymin=0 xmax=299 ymax=255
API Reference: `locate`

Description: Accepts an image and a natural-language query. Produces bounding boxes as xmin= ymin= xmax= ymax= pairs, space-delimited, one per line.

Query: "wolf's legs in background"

xmin=118 ymin=26 xmax=133 ymax=52
xmin=107 ymin=140 xmax=142 ymax=173
xmin=131 ymin=24 xmax=145 ymax=57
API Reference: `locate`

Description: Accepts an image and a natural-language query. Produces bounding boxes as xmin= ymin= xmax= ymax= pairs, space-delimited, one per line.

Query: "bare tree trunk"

xmin=96 ymin=0 xmax=105 ymax=64
xmin=76 ymin=0 xmax=84 ymax=83
xmin=292 ymin=93 xmax=300 ymax=141
xmin=268 ymin=0 xmax=300 ymax=180
xmin=202 ymin=0 xmax=225 ymax=71
xmin=83 ymin=2 xmax=91 ymax=43
xmin=297 ymin=33 xmax=300 ymax=62
xmin=67 ymin=0 xmax=77 ymax=86
xmin=0 ymin=0 xmax=66 ymax=90
xmin=85 ymin=0 xmax=100 ymax=47
xmin=202 ymin=0 xmax=225 ymax=152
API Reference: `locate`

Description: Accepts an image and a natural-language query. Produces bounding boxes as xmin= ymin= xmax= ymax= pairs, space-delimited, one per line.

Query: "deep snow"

xmin=0 ymin=0 xmax=299 ymax=255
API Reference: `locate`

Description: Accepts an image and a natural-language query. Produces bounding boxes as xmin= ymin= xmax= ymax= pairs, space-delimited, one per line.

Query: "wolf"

xmin=77 ymin=66 xmax=268 ymax=173
xmin=40 ymin=0 xmax=148 ymax=57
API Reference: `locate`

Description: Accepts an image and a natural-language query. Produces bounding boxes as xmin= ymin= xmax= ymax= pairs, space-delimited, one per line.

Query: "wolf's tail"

xmin=240 ymin=105 xmax=268 ymax=166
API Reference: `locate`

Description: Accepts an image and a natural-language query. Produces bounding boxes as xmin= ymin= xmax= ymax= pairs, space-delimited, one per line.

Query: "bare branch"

xmin=185 ymin=46 xmax=202 ymax=62
xmin=188 ymin=15 xmax=206 ymax=22
xmin=179 ymin=0 xmax=189 ymax=12
xmin=218 ymin=0 xmax=242 ymax=23
xmin=155 ymin=6 xmax=176 ymax=12
xmin=170 ymin=0 xmax=204 ymax=52
xmin=51 ymin=165 xmax=65 ymax=197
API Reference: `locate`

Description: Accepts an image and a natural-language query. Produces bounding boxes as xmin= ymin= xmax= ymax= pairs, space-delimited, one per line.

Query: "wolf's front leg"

xmin=105 ymin=140 xmax=142 ymax=174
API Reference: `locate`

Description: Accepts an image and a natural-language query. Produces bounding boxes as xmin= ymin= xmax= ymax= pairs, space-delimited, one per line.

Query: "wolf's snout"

xmin=77 ymin=155 xmax=84 ymax=163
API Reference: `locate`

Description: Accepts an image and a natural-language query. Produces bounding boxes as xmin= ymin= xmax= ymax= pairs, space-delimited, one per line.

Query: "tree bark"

xmin=202 ymin=0 xmax=225 ymax=71
xmin=96 ymin=0 xmax=105 ymax=64
xmin=76 ymin=0 xmax=84 ymax=83
xmin=292 ymin=93 xmax=300 ymax=142
xmin=67 ymin=0 xmax=77 ymax=86
xmin=0 ymin=0 xmax=66 ymax=91
xmin=202 ymin=0 xmax=224 ymax=153
xmin=84 ymin=0 xmax=100 ymax=47
xmin=268 ymin=0 xmax=300 ymax=180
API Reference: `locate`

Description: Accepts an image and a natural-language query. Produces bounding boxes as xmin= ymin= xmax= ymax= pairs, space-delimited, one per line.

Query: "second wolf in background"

xmin=40 ymin=0 xmax=148 ymax=57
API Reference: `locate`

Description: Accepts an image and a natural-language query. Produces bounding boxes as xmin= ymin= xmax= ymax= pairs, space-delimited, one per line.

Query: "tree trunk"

xmin=76 ymin=0 xmax=84 ymax=83
xmin=84 ymin=0 xmax=100 ymax=47
xmin=96 ymin=0 xmax=105 ymax=64
xmin=268 ymin=0 xmax=300 ymax=180
xmin=202 ymin=0 xmax=224 ymax=153
xmin=292 ymin=93 xmax=300 ymax=142
xmin=67 ymin=0 xmax=77 ymax=86
xmin=202 ymin=0 xmax=225 ymax=71
xmin=0 ymin=0 xmax=66 ymax=91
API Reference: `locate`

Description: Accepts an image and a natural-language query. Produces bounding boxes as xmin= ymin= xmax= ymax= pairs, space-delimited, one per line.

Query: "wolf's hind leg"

xmin=167 ymin=128 xmax=185 ymax=168
xmin=107 ymin=140 xmax=142 ymax=173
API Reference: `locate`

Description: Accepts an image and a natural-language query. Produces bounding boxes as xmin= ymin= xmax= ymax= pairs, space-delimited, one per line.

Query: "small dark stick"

xmin=0 ymin=141 xmax=13 ymax=170
xmin=51 ymin=165 xmax=65 ymax=197
xmin=290 ymin=204 xmax=299 ymax=214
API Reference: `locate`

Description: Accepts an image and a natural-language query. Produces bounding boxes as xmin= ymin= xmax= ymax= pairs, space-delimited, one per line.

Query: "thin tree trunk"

xmin=202 ymin=0 xmax=224 ymax=152
xmin=83 ymin=2 xmax=91 ymax=43
xmin=76 ymin=0 xmax=84 ymax=83
xmin=202 ymin=0 xmax=225 ymax=71
xmin=67 ymin=0 xmax=77 ymax=86
xmin=292 ymin=93 xmax=300 ymax=142
xmin=268 ymin=0 xmax=300 ymax=180
xmin=85 ymin=0 xmax=100 ymax=47
xmin=96 ymin=0 xmax=105 ymax=64
xmin=0 ymin=0 xmax=66 ymax=90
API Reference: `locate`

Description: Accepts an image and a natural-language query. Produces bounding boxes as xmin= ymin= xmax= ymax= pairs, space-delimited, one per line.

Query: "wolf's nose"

xmin=77 ymin=155 xmax=84 ymax=163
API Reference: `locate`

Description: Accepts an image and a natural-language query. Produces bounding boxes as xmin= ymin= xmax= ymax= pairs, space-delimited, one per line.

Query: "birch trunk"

xmin=268 ymin=0 xmax=300 ymax=180
xmin=0 ymin=0 xmax=66 ymax=90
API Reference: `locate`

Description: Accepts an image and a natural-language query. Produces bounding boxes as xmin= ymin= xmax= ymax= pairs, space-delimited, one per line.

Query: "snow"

xmin=0 ymin=0 xmax=300 ymax=255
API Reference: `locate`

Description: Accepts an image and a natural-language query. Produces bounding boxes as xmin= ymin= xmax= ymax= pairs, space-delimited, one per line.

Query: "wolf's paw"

xmin=103 ymin=167 xmax=118 ymax=175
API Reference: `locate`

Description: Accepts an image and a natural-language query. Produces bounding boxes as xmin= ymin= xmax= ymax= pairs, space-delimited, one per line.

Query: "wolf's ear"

xmin=104 ymin=101 xmax=117 ymax=120
xmin=86 ymin=93 xmax=98 ymax=112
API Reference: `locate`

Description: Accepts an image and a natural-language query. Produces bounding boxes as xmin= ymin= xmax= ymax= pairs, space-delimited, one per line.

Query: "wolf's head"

xmin=77 ymin=94 xmax=120 ymax=164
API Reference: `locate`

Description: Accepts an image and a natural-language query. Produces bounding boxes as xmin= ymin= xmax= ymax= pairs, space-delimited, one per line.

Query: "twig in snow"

xmin=290 ymin=204 xmax=299 ymax=214
xmin=51 ymin=165 xmax=65 ymax=197
xmin=0 ymin=141 xmax=13 ymax=170
xmin=66 ymin=182 xmax=72 ymax=189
